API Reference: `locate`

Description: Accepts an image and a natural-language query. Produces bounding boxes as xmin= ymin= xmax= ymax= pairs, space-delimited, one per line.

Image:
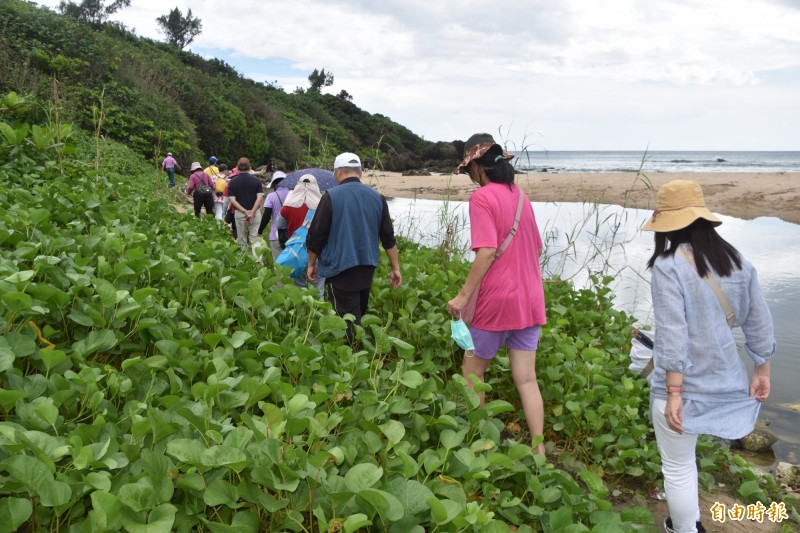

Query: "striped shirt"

xmin=649 ymin=243 xmax=775 ymax=439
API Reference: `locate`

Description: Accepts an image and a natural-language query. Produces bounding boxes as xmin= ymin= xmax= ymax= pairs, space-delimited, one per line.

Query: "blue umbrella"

xmin=282 ymin=168 xmax=337 ymax=192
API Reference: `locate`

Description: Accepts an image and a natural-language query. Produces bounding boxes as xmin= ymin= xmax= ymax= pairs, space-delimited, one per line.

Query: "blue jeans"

xmin=165 ymin=168 xmax=175 ymax=187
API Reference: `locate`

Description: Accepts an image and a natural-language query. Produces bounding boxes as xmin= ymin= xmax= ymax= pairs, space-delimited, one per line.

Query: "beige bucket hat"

xmin=642 ymin=179 xmax=721 ymax=232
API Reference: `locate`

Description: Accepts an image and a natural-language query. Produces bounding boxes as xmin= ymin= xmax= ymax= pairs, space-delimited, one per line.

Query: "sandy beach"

xmin=365 ymin=171 xmax=800 ymax=225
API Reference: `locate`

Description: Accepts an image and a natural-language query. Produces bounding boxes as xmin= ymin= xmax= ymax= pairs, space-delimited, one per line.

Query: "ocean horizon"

xmin=511 ymin=150 xmax=800 ymax=173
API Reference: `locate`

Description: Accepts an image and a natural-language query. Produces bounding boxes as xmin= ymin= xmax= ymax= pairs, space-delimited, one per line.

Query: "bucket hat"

xmin=190 ymin=161 xmax=202 ymax=171
xmin=642 ymin=180 xmax=721 ymax=232
xmin=454 ymin=133 xmax=513 ymax=174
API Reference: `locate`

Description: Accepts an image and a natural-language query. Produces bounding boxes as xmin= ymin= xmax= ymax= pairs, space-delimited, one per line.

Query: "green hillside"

xmin=0 ymin=0 xmax=458 ymax=172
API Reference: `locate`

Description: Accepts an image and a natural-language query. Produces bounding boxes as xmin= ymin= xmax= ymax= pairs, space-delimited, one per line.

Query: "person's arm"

xmin=259 ymin=195 xmax=274 ymax=236
xmin=378 ymin=196 xmax=397 ymax=249
xmin=742 ymin=267 xmax=775 ymax=402
xmin=665 ymin=370 xmax=685 ymax=433
xmin=385 ymin=245 xmax=402 ymax=289
xmin=307 ymin=250 xmax=319 ymax=283
xmin=306 ymin=193 xmax=333 ymax=283
xmin=248 ymin=193 xmax=264 ymax=222
xmin=650 ymin=260 xmax=690 ymax=433
xmin=750 ymin=361 xmax=770 ymax=402
xmin=259 ymin=207 xmax=272 ymax=236
xmin=229 ymin=196 xmax=247 ymax=215
xmin=242 ymin=193 xmax=264 ymax=223
xmin=447 ymin=247 xmax=495 ymax=316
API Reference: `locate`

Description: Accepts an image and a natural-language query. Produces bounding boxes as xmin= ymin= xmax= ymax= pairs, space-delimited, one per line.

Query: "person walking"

xmin=259 ymin=171 xmax=290 ymax=260
xmin=306 ymin=152 xmax=401 ymax=341
xmin=204 ymin=156 xmax=220 ymax=178
xmin=223 ymin=165 xmax=241 ymax=239
xmin=643 ymin=180 xmax=775 ymax=533
xmin=161 ymin=152 xmax=181 ymax=188
xmin=185 ymin=161 xmax=215 ymax=217
xmin=227 ymin=158 xmax=265 ymax=260
xmin=213 ymin=163 xmax=229 ymax=221
xmin=279 ymin=174 xmax=324 ymax=293
xmin=446 ymin=133 xmax=547 ymax=455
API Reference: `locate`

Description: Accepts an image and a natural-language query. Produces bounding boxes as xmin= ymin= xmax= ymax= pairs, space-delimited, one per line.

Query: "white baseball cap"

xmin=333 ymin=152 xmax=361 ymax=169
xmin=267 ymin=171 xmax=287 ymax=188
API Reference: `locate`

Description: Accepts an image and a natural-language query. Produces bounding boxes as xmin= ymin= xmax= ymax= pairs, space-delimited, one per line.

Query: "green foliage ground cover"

xmin=1 ymin=92 xmax=797 ymax=532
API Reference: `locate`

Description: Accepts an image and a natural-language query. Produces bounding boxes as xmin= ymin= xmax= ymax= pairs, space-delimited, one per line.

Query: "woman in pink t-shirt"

xmin=447 ymin=133 xmax=547 ymax=455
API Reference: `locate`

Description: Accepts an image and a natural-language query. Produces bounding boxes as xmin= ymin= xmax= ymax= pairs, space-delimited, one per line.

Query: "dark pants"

xmin=326 ymin=283 xmax=370 ymax=344
xmin=193 ymin=191 xmax=214 ymax=216
xmin=166 ymin=168 xmax=176 ymax=187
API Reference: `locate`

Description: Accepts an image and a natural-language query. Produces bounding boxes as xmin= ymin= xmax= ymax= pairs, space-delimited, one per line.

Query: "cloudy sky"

xmin=37 ymin=0 xmax=800 ymax=150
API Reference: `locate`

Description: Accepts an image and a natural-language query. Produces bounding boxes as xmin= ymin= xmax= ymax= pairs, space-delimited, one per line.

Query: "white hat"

xmin=190 ymin=161 xmax=202 ymax=171
xmin=333 ymin=152 xmax=361 ymax=169
xmin=267 ymin=171 xmax=287 ymax=188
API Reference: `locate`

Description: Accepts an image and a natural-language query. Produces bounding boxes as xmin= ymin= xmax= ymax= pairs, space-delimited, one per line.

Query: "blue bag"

xmin=275 ymin=209 xmax=315 ymax=278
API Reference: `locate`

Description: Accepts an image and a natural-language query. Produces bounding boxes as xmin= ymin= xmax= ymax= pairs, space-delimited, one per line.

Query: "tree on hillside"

xmin=308 ymin=68 xmax=334 ymax=92
xmin=58 ymin=0 xmax=131 ymax=28
xmin=156 ymin=7 xmax=203 ymax=50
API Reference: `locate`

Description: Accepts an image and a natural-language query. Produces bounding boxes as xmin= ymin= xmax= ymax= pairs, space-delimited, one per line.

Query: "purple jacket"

xmin=186 ymin=170 xmax=213 ymax=193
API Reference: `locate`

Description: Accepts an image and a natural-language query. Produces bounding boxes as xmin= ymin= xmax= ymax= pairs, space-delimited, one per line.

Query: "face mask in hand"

xmin=450 ymin=319 xmax=475 ymax=351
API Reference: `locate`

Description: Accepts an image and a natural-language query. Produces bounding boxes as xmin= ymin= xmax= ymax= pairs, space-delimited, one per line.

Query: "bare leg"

xmin=462 ymin=351 xmax=492 ymax=406
xmin=508 ymin=348 xmax=545 ymax=454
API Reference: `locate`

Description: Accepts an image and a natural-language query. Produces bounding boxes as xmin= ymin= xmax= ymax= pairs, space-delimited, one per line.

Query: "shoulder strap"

xmin=495 ymin=188 xmax=526 ymax=260
xmin=676 ymin=247 xmax=735 ymax=328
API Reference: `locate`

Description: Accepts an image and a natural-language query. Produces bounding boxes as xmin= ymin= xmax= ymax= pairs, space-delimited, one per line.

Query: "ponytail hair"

xmin=475 ymin=144 xmax=515 ymax=185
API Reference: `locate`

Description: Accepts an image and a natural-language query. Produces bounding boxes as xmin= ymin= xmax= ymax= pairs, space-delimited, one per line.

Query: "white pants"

xmin=651 ymin=398 xmax=700 ymax=533
xmin=214 ymin=202 xmax=224 ymax=220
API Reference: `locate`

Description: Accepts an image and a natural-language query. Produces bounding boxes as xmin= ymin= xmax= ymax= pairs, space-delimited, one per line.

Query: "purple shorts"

xmin=469 ymin=325 xmax=542 ymax=360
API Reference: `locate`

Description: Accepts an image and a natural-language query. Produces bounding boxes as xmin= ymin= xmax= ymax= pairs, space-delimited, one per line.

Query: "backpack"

xmin=198 ymin=182 xmax=213 ymax=196
xmin=215 ymin=176 xmax=227 ymax=194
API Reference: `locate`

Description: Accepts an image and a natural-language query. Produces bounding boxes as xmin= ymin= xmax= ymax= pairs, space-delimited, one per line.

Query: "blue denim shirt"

xmin=649 ymin=244 xmax=775 ymax=439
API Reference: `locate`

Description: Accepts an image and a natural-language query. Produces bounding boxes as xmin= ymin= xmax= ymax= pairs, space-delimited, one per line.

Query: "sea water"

xmin=510 ymin=150 xmax=800 ymax=173
xmin=388 ymin=198 xmax=800 ymax=464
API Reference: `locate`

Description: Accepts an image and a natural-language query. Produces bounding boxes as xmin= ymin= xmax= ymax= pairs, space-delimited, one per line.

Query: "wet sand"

xmin=365 ymin=171 xmax=800 ymax=225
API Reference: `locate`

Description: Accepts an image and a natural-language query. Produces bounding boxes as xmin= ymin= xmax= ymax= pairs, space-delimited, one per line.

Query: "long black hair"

xmin=474 ymin=144 xmax=515 ymax=186
xmin=646 ymin=219 xmax=742 ymax=277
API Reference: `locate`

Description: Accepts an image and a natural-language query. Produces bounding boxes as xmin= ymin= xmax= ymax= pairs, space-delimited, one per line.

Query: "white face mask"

xmin=450 ymin=319 xmax=475 ymax=351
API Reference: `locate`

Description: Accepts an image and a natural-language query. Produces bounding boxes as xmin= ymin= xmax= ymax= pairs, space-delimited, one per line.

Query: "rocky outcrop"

xmin=738 ymin=422 xmax=778 ymax=452
xmin=775 ymin=462 xmax=800 ymax=490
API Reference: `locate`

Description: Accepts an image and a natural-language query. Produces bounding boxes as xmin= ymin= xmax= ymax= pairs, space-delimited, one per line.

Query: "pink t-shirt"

xmin=469 ymin=183 xmax=546 ymax=331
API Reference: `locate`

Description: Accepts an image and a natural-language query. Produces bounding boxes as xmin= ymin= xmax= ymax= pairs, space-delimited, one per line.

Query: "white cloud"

xmin=34 ymin=0 xmax=800 ymax=148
